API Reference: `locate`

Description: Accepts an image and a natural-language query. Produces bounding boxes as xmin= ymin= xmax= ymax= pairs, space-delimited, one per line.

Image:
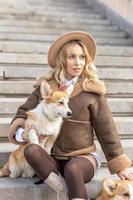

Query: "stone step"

xmin=97 ymin=46 xmax=133 ymax=56
xmin=98 ymin=68 xmax=133 ymax=80
xmin=1 ymin=117 xmax=133 ymax=139
xmin=0 ymin=176 xmax=62 ymax=200
xmin=105 ymin=81 xmax=133 ymax=96
xmin=1 ymin=97 xmax=133 ymax=115
xmin=0 ymin=7 xmax=104 ymax=18
xmin=0 ymin=32 xmax=127 ymax=42
xmin=29 ymin=0 xmax=89 ymax=6
xmin=0 ymin=11 xmax=98 ymax=20
xmin=0 ymin=12 xmax=103 ymax=21
xmin=0 ymin=1 xmax=90 ymax=6
xmin=0 ymin=80 xmax=133 ymax=96
xmin=0 ymin=167 xmax=119 ymax=200
xmin=31 ymin=0 xmax=83 ymax=2
xmin=0 ymin=0 xmax=84 ymax=4
xmin=1 ymin=66 xmax=50 ymax=79
xmin=0 ymin=25 xmax=120 ymax=33
xmin=95 ymin=56 xmax=133 ymax=67
xmin=0 ymin=67 xmax=3 ymax=78
xmin=0 ymin=6 xmax=95 ymax=14
xmin=0 ymin=19 xmax=111 ymax=28
xmin=0 ymin=53 xmax=46 ymax=65
xmin=30 ymin=5 xmax=92 ymax=12
xmin=30 ymin=0 xmax=85 ymax=3
xmin=0 ymin=20 xmax=112 ymax=29
xmin=28 ymin=0 xmax=92 ymax=7
xmin=1 ymin=53 xmax=133 ymax=66
xmin=1 ymin=40 xmax=133 ymax=54
xmin=1 ymin=66 xmax=133 ymax=81
xmin=0 ymin=143 xmax=18 ymax=153
xmin=0 ymin=1 xmax=91 ymax=9
xmin=97 ymin=38 xmax=132 ymax=45
xmin=0 ymin=30 xmax=126 ymax=45
xmin=0 ymin=18 xmax=111 ymax=26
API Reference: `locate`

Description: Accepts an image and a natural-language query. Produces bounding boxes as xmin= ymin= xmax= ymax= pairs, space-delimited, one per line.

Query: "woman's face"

xmin=66 ymin=44 xmax=86 ymax=80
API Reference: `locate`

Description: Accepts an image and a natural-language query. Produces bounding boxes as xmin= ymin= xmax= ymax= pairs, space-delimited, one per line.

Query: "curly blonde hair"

xmin=38 ymin=40 xmax=104 ymax=90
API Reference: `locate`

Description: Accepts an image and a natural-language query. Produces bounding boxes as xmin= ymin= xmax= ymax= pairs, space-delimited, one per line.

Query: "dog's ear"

xmin=103 ymin=179 xmax=117 ymax=196
xmin=40 ymin=80 xmax=53 ymax=99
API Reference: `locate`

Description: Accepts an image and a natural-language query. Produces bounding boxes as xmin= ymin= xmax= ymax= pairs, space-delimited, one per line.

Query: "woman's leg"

xmin=24 ymin=144 xmax=68 ymax=200
xmin=24 ymin=144 xmax=59 ymax=179
xmin=64 ymin=157 xmax=95 ymax=200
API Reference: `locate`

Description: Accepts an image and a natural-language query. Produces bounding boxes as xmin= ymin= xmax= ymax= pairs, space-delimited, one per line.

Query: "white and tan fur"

xmin=96 ymin=179 xmax=133 ymax=200
xmin=0 ymin=81 xmax=72 ymax=178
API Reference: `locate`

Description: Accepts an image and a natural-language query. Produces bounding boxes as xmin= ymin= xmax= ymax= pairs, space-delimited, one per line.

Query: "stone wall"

xmin=98 ymin=0 xmax=133 ymax=24
xmin=86 ymin=0 xmax=133 ymax=37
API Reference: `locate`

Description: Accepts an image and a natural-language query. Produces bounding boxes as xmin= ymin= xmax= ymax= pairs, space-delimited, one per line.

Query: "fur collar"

xmin=33 ymin=76 xmax=106 ymax=98
xmin=82 ymin=78 xmax=106 ymax=95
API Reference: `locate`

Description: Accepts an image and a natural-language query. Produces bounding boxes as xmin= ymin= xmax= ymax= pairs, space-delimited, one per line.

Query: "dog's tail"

xmin=0 ymin=162 xmax=10 ymax=177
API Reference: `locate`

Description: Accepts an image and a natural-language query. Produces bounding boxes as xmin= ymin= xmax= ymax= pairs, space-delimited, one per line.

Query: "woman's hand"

xmin=117 ymin=168 xmax=133 ymax=180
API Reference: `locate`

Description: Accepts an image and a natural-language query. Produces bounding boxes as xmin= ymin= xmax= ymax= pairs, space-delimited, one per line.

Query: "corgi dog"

xmin=0 ymin=80 xmax=72 ymax=178
xmin=96 ymin=179 xmax=133 ymax=200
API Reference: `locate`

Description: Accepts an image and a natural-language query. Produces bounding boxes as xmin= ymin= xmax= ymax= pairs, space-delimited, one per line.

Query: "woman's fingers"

xmin=117 ymin=168 xmax=133 ymax=180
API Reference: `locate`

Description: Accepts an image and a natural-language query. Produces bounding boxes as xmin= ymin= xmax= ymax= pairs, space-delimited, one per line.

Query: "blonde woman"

xmin=9 ymin=31 xmax=133 ymax=200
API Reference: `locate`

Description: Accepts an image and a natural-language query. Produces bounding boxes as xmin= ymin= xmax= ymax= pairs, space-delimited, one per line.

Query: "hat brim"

xmin=48 ymin=31 xmax=96 ymax=68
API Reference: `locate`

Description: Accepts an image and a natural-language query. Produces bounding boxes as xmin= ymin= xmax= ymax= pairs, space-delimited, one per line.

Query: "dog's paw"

xmin=29 ymin=138 xmax=40 ymax=145
xmin=30 ymin=139 xmax=39 ymax=145
xmin=29 ymin=129 xmax=39 ymax=144
xmin=10 ymin=173 xmax=18 ymax=178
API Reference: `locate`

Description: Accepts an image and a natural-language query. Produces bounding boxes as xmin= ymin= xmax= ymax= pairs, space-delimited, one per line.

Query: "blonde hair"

xmin=40 ymin=40 xmax=103 ymax=89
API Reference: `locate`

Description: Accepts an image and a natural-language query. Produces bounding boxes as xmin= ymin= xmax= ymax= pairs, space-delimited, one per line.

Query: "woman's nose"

xmin=74 ymin=58 xmax=80 ymax=65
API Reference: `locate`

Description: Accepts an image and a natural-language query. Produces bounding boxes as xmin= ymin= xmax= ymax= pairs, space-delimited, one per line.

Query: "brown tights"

xmin=24 ymin=144 xmax=94 ymax=200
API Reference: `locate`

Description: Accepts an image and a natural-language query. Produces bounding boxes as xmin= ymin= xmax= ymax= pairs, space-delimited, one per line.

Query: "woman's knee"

xmin=64 ymin=161 xmax=81 ymax=179
xmin=24 ymin=144 xmax=42 ymax=159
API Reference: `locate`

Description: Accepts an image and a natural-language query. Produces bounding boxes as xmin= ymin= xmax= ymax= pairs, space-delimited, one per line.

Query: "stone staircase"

xmin=0 ymin=0 xmax=133 ymax=199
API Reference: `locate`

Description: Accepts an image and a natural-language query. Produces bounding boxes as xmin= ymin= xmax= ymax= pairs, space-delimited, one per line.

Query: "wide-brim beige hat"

xmin=48 ymin=31 xmax=96 ymax=68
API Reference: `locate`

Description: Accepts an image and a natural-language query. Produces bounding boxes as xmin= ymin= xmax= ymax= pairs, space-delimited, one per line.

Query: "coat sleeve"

xmin=8 ymin=87 xmax=40 ymax=144
xmin=90 ymin=94 xmax=132 ymax=174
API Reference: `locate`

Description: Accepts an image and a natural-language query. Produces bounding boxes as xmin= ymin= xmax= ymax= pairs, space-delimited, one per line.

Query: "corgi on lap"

xmin=0 ymin=81 xmax=72 ymax=178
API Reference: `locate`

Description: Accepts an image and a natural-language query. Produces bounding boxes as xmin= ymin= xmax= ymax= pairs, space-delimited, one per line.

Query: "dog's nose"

xmin=67 ymin=111 xmax=72 ymax=117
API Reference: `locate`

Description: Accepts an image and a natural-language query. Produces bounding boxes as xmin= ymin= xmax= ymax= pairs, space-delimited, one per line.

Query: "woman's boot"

xmin=44 ymin=172 xmax=68 ymax=200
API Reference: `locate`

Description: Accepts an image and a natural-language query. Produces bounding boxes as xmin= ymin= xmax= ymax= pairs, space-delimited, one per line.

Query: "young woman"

xmin=8 ymin=31 xmax=133 ymax=200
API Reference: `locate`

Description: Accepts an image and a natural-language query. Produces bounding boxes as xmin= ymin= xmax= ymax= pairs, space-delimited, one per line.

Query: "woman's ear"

xmin=103 ymin=179 xmax=117 ymax=196
xmin=40 ymin=80 xmax=53 ymax=99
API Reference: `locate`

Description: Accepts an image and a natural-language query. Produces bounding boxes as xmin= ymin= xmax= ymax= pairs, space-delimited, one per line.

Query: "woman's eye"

xmin=80 ymin=55 xmax=85 ymax=59
xmin=69 ymin=56 xmax=74 ymax=59
xmin=68 ymin=55 xmax=75 ymax=59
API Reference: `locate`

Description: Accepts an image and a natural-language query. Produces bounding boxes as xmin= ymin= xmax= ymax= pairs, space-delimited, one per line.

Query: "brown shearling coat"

xmin=8 ymin=77 xmax=132 ymax=174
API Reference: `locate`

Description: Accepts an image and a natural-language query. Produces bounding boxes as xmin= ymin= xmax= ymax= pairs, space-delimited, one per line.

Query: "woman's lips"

xmin=73 ymin=68 xmax=81 ymax=72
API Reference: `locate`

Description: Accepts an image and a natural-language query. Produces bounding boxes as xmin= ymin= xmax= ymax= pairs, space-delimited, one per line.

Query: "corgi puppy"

xmin=0 ymin=81 xmax=72 ymax=178
xmin=96 ymin=179 xmax=133 ymax=200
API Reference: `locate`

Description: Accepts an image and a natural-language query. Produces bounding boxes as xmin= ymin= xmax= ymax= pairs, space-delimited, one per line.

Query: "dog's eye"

xmin=59 ymin=101 xmax=64 ymax=105
xmin=123 ymin=192 xmax=130 ymax=197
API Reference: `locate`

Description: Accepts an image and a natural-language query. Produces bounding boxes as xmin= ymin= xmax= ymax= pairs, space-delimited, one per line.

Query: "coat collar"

xmin=34 ymin=76 xmax=106 ymax=98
